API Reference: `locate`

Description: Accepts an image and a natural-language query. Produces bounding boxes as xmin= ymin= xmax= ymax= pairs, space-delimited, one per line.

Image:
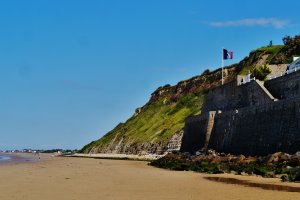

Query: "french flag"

xmin=223 ymin=49 xmax=233 ymax=60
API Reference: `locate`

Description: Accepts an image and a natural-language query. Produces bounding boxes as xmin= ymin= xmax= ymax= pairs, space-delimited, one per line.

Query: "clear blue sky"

xmin=0 ymin=0 xmax=299 ymax=150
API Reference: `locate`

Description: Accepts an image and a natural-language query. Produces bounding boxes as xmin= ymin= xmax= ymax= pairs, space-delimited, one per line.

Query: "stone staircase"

xmin=256 ymin=80 xmax=278 ymax=102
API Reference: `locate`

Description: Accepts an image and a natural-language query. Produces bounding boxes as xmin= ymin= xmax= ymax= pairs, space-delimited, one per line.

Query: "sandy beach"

xmin=0 ymin=155 xmax=300 ymax=200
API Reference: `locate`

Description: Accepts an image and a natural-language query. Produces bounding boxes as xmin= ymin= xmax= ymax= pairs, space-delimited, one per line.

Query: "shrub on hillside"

xmin=201 ymin=69 xmax=210 ymax=76
xmin=251 ymin=65 xmax=271 ymax=81
xmin=287 ymin=166 xmax=300 ymax=182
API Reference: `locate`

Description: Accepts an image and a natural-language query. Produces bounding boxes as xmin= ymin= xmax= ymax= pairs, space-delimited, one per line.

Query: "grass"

xmin=81 ymin=92 xmax=206 ymax=153
xmin=238 ymin=62 xmax=252 ymax=76
xmin=239 ymin=45 xmax=283 ymax=76
xmin=255 ymin=45 xmax=283 ymax=54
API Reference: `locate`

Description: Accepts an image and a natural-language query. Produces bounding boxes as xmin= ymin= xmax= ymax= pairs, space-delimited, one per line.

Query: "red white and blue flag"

xmin=223 ymin=49 xmax=233 ymax=60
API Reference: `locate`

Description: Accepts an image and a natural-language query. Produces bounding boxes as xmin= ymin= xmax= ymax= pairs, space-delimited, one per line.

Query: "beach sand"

xmin=0 ymin=155 xmax=299 ymax=200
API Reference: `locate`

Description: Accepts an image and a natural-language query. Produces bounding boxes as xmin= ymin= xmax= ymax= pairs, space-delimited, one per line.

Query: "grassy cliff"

xmin=82 ymin=92 xmax=205 ymax=153
xmin=81 ymin=35 xmax=300 ymax=155
xmin=81 ymin=67 xmax=238 ymax=154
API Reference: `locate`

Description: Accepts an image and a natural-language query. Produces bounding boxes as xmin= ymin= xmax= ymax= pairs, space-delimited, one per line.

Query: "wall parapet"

xmin=265 ymin=70 xmax=300 ymax=100
xmin=202 ymin=78 xmax=277 ymax=114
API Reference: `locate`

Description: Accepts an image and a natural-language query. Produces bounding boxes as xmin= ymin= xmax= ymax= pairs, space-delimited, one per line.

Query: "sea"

xmin=0 ymin=154 xmax=12 ymax=162
xmin=0 ymin=153 xmax=39 ymax=164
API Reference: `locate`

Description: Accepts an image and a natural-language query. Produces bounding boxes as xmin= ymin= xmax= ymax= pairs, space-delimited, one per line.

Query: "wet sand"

xmin=0 ymin=153 xmax=41 ymax=164
xmin=0 ymin=156 xmax=299 ymax=200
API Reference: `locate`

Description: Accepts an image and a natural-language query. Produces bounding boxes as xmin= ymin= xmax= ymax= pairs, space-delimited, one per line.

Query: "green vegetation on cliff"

xmin=81 ymin=92 xmax=206 ymax=153
xmin=81 ymin=63 xmax=239 ymax=154
xmin=271 ymin=35 xmax=300 ymax=64
xmin=251 ymin=65 xmax=272 ymax=81
xmin=81 ymin=34 xmax=300 ymax=154
xmin=238 ymin=45 xmax=283 ymax=75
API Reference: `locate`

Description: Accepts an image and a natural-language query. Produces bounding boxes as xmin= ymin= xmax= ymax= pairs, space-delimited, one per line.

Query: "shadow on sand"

xmin=205 ymin=177 xmax=300 ymax=193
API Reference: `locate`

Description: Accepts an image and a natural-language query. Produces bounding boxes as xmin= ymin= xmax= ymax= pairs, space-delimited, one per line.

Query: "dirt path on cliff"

xmin=0 ymin=156 xmax=299 ymax=200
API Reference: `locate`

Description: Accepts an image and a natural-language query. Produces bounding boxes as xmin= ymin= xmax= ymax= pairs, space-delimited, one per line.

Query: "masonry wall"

xmin=202 ymin=79 xmax=276 ymax=114
xmin=180 ymin=115 xmax=208 ymax=153
xmin=265 ymin=70 xmax=300 ymax=100
xmin=181 ymin=71 xmax=300 ymax=156
xmin=208 ymin=98 xmax=300 ymax=155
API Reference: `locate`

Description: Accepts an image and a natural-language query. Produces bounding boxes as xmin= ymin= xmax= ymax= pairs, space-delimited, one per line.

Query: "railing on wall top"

xmin=268 ymin=66 xmax=300 ymax=80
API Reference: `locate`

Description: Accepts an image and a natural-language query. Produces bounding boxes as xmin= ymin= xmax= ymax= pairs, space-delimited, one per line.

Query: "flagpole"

xmin=222 ymin=47 xmax=224 ymax=85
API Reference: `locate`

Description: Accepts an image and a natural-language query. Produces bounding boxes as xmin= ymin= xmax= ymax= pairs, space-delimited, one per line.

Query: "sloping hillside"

xmin=80 ymin=68 xmax=237 ymax=154
xmin=81 ymin=35 xmax=300 ymax=155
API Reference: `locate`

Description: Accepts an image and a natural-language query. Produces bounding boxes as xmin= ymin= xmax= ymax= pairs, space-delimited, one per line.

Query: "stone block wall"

xmin=181 ymin=71 xmax=300 ymax=156
xmin=180 ymin=115 xmax=207 ymax=153
xmin=265 ymin=70 xmax=300 ymax=100
xmin=208 ymin=98 xmax=300 ymax=155
xmin=202 ymin=79 xmax=276 ymax=114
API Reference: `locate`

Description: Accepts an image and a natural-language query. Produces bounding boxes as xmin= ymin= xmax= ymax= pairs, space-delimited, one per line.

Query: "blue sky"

xmin=0 ymin=0 xmax=299 ymax=150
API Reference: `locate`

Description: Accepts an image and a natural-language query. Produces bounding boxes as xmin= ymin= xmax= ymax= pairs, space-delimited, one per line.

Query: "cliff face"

xmin=80 ymin=69 xmax=232 ymax=155
xmin=81 ymin=35 xmax=300 ymax=155
xmin=81 ymin=67 xmax=237 ymax=155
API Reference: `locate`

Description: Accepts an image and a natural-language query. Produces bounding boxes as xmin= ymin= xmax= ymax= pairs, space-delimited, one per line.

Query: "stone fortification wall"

xmin=208 ymin=98 xmax=300 ymax=155
xmin=180 ymin=112 xmax=216 ymax=153
xmin=181 ymin=72 xmax=300 ymax=156
xmin=265 ymin=70 xmax=300 ymax=100
xmin=202 ymin=79 xmax=276 ymax=114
